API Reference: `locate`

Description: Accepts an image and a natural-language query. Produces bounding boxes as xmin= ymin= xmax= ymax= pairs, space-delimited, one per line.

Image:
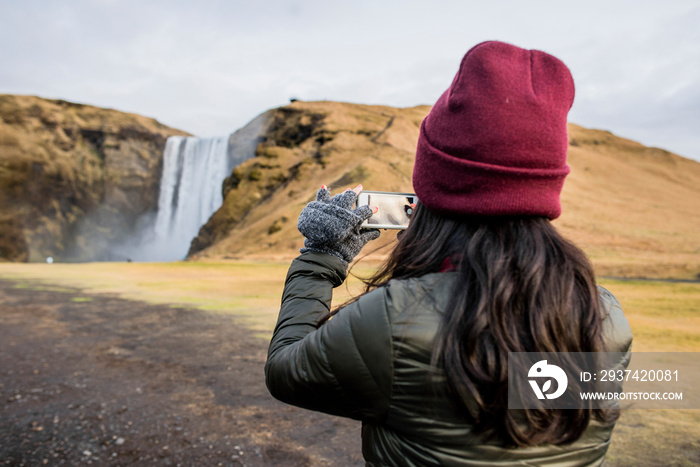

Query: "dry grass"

xmin=0 ymin=260 xmax=373 ymax=339
xmin=559 ymin=125 xmax=700 ymax=281
xmin=1 ymin=261 xmax=697 ymax=348
xmin=599 ymin=278 xmax=700 ymax=351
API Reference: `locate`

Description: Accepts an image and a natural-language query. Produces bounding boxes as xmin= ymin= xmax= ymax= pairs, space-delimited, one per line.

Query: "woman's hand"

xmin=297 ymin=184 xmax=380 ymax=266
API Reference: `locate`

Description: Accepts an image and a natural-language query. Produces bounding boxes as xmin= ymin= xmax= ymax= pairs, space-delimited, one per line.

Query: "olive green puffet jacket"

xmin=265 ymin=252 xmax=633 ymax=467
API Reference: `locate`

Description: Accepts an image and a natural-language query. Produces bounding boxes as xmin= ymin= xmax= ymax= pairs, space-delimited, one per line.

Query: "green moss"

xmin=12 ymin=283 xmax=74 ymax=293
xmin=71 ymin=296 xmax=93 ymax=302
xmin=249 ymin=169 xmax=263 ymax=181
xmin=88 ymin=146 xmax=104 ymax=162
xmin=268 ymin=216 xmax=288 ymax=235
xmin=256 ymin=145 xmax=282 ymax=159
xmin=333 ymin=165 xmax=369 ymax=187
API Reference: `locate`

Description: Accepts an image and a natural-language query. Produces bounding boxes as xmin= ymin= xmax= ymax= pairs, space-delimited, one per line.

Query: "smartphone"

xmin=356 ymin=191 xmax=418 ymax=230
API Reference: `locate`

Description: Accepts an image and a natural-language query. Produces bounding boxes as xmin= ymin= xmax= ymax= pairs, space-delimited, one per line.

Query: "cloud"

xmin=565 ymin=3 xmax=700 ymax=159
xmin=1 ymin=0 xmax=699 ymax=160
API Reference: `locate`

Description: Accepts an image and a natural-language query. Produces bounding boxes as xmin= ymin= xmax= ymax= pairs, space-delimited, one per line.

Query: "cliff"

xmin=188 ymin=101 xmax=700 ymax=279
xmin=0 ymin=95 xmax=189 ymax=262
xmin=188 ymin=102 xmax=427 ymax=259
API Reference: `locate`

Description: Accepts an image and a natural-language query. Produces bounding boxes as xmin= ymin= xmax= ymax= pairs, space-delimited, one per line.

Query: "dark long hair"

xmin=354 ymin=202 xmax=616 ymax=446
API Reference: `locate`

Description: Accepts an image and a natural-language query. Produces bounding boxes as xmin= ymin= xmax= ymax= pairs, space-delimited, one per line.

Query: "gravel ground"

xmin=0 ymin=279 xmax=362 ymax=466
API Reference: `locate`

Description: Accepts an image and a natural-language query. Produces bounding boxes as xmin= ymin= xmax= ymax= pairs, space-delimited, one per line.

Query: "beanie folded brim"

xmin=414 ymin=120 xmax=570 ymax=219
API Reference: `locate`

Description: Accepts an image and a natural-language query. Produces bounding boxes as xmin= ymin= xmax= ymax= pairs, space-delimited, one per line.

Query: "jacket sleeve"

xmin=265 ymin=251 xmax=393 ymax=422
xmin=598 ymin=286 xmax=633 ymax=355
xmin=597 ymin=286 xmax=633 ymax=408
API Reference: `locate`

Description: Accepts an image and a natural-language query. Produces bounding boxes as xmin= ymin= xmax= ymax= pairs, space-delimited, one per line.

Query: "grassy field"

xmin=1 ymin=260 xmax=698 ymax=465
xmin=0 ymin=260 xmax=376 ymax=340
xmin=1 ymin=260 xmax=697 ymax=350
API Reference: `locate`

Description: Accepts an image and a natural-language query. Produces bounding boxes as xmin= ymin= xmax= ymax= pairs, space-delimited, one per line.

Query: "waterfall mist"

xmin=153 ymin=135 xmax=229 ymax=260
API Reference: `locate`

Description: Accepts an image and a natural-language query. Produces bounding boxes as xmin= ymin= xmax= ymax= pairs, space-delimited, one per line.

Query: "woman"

xmin=265 ymin=41 xmax=632 ymax=466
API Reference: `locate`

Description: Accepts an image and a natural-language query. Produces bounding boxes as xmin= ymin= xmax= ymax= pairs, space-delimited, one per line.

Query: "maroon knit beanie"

xmin=413 ymin=41 xmax=574 ymax=219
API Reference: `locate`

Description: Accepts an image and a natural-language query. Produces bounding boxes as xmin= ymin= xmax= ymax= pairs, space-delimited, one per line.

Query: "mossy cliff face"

xmin=0 ymin=95 xmax=189 ymax=262
xmin=189 ymin=101 xmax=700 ymax=279
xmin=188 ymin=101 xmax=429 ymax=259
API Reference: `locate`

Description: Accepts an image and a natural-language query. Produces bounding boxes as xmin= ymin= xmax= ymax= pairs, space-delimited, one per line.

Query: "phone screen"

xmin=357 ymin=191 xmax=417 ymax=230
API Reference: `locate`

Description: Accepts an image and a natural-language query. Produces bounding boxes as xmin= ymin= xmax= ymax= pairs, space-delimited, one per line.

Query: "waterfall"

xmin=116 ymin=111 xmax=270 ymax=262
xmin=129 ymin=133 xmax=240 ymax=262
xmin=152 ymin=135 xmax=231 ymax=259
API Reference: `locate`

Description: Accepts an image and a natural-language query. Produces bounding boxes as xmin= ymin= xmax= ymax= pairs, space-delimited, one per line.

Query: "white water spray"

xmin=152 ymin=135 xmax=230 ymax=258
xmin=117 ymin=112 xmax=270 ymax=261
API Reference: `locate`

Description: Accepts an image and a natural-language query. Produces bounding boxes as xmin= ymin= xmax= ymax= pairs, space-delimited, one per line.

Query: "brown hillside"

xmin=0 ymin=95 xmax=189 ymax=262
xmin=561 ymin=125 xmax=700 ymax=278
xmin=190 ymin=101 xmax=700 ymax=280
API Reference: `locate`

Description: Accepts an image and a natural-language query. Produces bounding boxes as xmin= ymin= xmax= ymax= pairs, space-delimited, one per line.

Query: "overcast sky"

xmin=2 ymin=0 xmax=699 ymax=161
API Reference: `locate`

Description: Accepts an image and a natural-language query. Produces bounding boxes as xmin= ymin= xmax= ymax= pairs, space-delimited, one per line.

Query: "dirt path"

xmin=0 ymin=279 xmax=362 ymax=466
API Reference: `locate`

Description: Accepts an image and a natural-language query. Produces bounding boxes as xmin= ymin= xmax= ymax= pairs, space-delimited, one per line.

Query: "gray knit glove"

xmin=298 ymin=186 xmax=381 ymax=267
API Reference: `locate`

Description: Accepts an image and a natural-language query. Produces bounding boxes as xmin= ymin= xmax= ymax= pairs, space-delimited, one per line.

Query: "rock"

xmin=187 ymin=101 xmax=430 ymax=259
xmin=0 ymin=94 xmax=189 ymax=262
